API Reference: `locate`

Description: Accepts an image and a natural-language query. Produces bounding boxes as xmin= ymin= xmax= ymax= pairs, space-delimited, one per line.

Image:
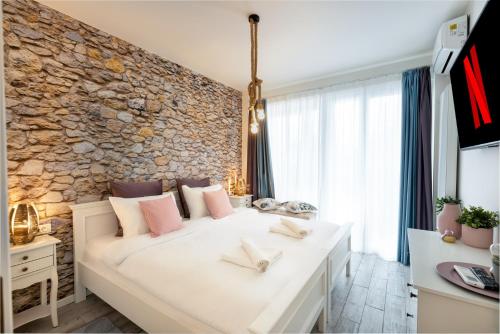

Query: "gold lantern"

xmin=9 ymin=203 xmax=40 ymax=245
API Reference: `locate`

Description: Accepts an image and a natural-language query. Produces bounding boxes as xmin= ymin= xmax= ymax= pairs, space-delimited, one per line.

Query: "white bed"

xmin=71 ymin=199 xmax=352 ymax=333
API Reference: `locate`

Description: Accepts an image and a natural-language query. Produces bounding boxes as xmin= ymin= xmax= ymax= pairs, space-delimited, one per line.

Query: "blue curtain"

xmin=255 ymin=100 xmax=275 ymax=199
xmin=397 ymin=67 xmax=432 ymax=266
xmin=247 ymin=100 xmax=275 ymax=200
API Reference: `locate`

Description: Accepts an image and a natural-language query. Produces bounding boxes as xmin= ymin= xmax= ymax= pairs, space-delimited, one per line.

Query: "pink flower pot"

xmin=437 ymin=204 xmax=462 ymax=239
xmin=461 ymin=225 xmax=493 ymax=249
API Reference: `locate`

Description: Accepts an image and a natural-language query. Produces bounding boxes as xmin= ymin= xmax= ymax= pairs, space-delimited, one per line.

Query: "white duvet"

xmin=98 ymin=209 xmax=339 ymax=333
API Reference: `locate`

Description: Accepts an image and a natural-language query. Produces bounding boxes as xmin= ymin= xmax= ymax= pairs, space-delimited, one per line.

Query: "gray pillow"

xmin=282 ymin=201 xmax=317 ymax=214
xmin=253 ymin=198 xmax=281 ymax=211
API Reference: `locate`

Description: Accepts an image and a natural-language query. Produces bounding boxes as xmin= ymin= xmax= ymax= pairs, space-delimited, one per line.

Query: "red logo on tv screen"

xmin=463 ymin=44 xmax=492 ymax=129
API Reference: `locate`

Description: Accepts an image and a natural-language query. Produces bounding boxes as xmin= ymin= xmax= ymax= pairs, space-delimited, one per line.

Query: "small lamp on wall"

xmin=9 ymin=203 xmax=40 ymax=245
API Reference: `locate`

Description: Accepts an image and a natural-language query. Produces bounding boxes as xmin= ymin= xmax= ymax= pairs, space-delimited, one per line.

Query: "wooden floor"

xmin=328 ymin=253 xmax=417 ymax=333
xmin=15 ymin=253 xmax=417 ymax=333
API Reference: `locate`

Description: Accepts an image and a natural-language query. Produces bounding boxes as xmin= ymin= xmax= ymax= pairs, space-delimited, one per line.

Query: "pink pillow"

xmin=203 ymin=188 xmax=234 ymax=219
xmin=139 ymin=196 xmax=183 ymax=237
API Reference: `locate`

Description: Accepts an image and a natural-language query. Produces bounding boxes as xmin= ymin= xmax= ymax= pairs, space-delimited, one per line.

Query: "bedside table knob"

xmin=22 ymin=267 xmax=28 ymax=272
xmin=22 ymin=255 xmax=29 ymax=261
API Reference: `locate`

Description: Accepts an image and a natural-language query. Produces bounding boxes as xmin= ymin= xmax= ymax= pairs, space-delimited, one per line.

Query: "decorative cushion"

xmin=110 ymin=180 xmax=163 ymax=236
xmin=253 ymin=198 xmax=281 ymax=211
xmin=282 ymin=201 xmax=318 ymax=214
xmin=139 ymin=196 xmax=184 ymax=237
xmin=176 ymin=178 xmax=210 ymax=218
xmin=182 ymin=184 xmax=222 ymax=219
xmin=203 ymin=188 xmax=234 ymax=219
xmin=109 ymin=193 xmax=173 ymax=238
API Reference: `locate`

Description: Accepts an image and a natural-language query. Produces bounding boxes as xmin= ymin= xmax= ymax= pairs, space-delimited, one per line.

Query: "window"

xmin=267 ymin=77 xmax=402 ymax=260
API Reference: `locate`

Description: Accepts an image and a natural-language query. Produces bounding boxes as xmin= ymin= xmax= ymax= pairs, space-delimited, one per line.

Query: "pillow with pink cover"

xmin=203 ymin=188 xmax=234 ymax=219
xmin=139 ymin=196 xmax=183 ymax=237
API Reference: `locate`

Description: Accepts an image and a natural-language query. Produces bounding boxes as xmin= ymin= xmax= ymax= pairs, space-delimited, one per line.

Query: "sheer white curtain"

xmin=267 ymin=77 xmax=402 ymax=260
xmin=267 ymin=92 xmax=321 ymax=205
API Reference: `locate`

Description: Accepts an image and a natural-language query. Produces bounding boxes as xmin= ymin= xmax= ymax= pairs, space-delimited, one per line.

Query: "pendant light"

xmin=248 ymin=14 xmax=264 ymax=134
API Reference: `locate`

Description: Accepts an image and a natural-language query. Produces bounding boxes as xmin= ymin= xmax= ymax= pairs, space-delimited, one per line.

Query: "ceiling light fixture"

xmin=248 ymin=14 xmax=264 ymax=135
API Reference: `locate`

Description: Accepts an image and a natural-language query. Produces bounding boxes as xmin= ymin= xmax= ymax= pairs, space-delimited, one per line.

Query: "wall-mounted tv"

xmin=450 ymin=0 xmax=499 ymax=150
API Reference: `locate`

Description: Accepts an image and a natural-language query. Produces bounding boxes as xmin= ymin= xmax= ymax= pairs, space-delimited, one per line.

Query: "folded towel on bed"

xmin=241 ymin=238 xmax=270 ymax=272
xmin=280 ymin=218 xmax=312 ymax=237
xmin=221 ymin=239 xmax=281 ymax=272
xmin=270 ymin=218 xmax=312 ymax=239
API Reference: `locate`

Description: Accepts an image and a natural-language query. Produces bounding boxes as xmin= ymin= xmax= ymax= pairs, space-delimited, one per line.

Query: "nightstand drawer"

xmin=11 ymin=256 xmax=53 ymax=278
xmin=11 ymin=246 xmax=53 ymax=266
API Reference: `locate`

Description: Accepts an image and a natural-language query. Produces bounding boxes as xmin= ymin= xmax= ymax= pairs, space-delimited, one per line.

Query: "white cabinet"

xmin=11 ymin=235 xmax=60 ymax=328
xmin=408 ymin=229 xmax=498 ymax=333
xmin=229 ymin=194 xmax=253 ymax=208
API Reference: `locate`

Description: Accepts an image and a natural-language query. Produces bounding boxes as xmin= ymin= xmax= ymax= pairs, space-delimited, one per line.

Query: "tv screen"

xmin=450 ymin=0 xmax=499 ymax=149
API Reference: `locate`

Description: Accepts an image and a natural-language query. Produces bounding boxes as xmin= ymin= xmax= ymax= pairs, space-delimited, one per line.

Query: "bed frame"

xmin=71 ymin=199 xmax=352 ymax=333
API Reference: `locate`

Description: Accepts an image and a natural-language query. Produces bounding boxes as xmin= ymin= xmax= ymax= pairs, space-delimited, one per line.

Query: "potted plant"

xmin=436 ymin=196 xmax=462 ymax=238
xmin=457 ymin=206 xmax=499 ymax=249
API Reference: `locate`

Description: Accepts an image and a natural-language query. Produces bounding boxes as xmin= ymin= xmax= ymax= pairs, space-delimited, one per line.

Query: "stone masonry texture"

xmin=4 ymin=0 xmax=242 ymax=312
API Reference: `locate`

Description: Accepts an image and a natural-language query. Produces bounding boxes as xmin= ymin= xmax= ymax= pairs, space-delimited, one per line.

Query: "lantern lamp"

xmin=9 ymin=203 xmax=40 ymax=245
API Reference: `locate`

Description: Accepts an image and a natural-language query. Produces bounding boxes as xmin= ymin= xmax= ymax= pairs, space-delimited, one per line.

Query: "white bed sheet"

xmin=94 ymin=209 xmax=339 ymax=333
xmin=84 ymin=233 xmax=120 ymax=263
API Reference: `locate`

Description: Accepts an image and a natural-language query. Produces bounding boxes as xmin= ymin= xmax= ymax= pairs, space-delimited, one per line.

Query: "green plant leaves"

xmin=435 ymin=196 xmax=461 ymax=214
xmin=456 ymin=206 xmax=500 ymax=229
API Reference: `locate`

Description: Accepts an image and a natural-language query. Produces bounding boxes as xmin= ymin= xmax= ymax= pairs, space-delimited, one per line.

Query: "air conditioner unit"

xmin=432 ymin=15 xmax=468 ymax=75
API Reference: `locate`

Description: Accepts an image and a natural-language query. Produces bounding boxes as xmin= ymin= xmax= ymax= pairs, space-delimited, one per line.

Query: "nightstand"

xmin=229 ymin=194 xmax=253 ymax=208
xmin=10 ymin=235 xmax=60 ymax=328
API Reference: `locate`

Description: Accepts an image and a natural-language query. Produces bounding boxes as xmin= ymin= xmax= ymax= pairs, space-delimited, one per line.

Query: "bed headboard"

xmin=70 ymin=190 xmax=182 ymax=302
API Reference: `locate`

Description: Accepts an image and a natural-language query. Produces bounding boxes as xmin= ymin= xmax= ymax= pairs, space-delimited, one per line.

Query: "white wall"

xmin=263 ymin=53 xmax=432 ymax=98
xmin=457 ymin=0 xmax=499 ymax=211
xmin=459 ymin=148 xmax=499 ymax=210
xmin=0 ymin=2 xmax=14 ymax=330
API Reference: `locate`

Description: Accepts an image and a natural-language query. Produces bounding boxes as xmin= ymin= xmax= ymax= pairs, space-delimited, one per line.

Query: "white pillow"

xmin=182 ymin=184 xmax=222 ymax=219
xmin=109 ymin=193 xmax=174 ymax=238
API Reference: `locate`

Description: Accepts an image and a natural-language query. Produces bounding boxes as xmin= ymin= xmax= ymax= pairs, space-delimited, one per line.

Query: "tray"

xmin=436 ymin=262 xmax=499 ymax=300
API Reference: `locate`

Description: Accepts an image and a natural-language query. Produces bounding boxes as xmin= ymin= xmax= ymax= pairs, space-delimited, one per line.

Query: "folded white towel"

xmin=270 ymin=224 xmax=304 ymax=239
xmin=270 ymin=219 xmax=312 ymax=239
xmin=240 ymin=238 xmax=271 ymax=272
xmin=221 ymin=244 xmax=282 ymax=272
xmin=280 ymin=218 xmax=312 ymax=237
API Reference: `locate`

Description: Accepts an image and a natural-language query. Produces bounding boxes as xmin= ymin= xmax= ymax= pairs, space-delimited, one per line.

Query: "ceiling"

xmin=40 ymin=1 xmax=469 ymax=91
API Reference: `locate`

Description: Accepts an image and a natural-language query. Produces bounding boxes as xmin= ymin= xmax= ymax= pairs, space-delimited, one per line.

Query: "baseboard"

xmin=57 ymin=294 xmax=74 ymax=308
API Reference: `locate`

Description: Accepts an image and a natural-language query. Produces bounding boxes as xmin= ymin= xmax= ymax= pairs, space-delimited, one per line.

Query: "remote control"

xmin=454 ymin=265 xmax=485 ymax=289
xmin=471 ymin=267 xmax=499 ymax=291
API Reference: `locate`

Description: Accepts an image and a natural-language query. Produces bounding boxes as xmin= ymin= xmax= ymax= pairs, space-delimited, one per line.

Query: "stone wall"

xmin=4 ymin=0 xmax=242 ymax=312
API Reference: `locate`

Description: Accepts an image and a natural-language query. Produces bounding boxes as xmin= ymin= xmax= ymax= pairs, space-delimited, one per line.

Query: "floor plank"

xmin=366 ymin=290 xmax=386 ymax=311
xmin=387 ymin=275 xmax=408 ymax=298
xmin=330 ymin=299 xmax=345 ymax=329
xmin=332 ymin=316 xmax=360 ymax=333
xmin=341 ymin=301 xmax=365 ymax=323
xmin=353 ymin=268 xmax=372 ymax=287
xmin=383 ymin=294 xmax=408 ymax=333
xmin=358 ymin=305 xmax=384 ymax=333
xmin=346 ymin=285 xmax=368 ymax=306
